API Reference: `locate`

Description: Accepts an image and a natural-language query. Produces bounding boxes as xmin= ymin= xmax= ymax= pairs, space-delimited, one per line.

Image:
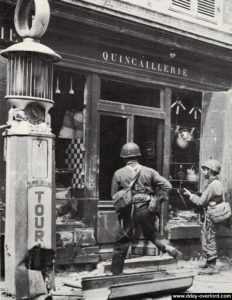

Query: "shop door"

xmin=99 ymin=112 xmax=163 ymax=200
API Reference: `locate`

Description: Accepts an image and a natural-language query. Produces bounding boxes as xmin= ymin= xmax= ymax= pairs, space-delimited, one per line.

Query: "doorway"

xmin=99 ymin=112 xmax=163 ymax=200
xmin=99 ymin=114 xmax=127 ymax=200
xmin=99 ymin=78 xmax=165 ymax=200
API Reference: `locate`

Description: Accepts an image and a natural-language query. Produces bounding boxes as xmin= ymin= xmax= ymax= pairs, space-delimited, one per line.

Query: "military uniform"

xmin=189 ymin=178 xmax=224 ymax=263
xmin=110 ymin=160 xmax=172 ymax=275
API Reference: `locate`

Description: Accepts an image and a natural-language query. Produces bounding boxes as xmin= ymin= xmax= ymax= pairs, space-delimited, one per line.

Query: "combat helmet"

xmin=201 ymin=159 xmax=221 ymax=174
xmin=120 ymin=142 xmax=141 ymax=158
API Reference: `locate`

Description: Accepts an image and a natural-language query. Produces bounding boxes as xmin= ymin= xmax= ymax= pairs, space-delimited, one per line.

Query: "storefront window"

xmin=101 ymin=79 xmax=160 ymax=108
xmin=168 ymin=89 xmax=202 ymax=226
xmin=51 ymin=70 xmax=86 ymax=228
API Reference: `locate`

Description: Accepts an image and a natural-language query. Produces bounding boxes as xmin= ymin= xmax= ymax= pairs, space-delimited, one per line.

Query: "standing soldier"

xmin=110 ymin=142 xmax=182 ymax=275
xmin=184 ymin=159 xmax=223 ymax=275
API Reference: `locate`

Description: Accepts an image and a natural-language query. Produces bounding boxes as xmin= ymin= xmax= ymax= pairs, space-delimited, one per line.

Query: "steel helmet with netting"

xmin=120 ymin=142 xmax=141 ymax=158
xmin=201 ymin=159 xmax=221 ymax=174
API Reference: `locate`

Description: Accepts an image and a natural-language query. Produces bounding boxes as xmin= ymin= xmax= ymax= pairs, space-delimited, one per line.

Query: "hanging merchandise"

xmin=59 ymin=110 xmax=83 ymax=139
xmin=69 ymin=76 xmax=74 ymax=95
xmin=175 ymin=127 xmax=195 ymax=149
xmin=171 ymin=98 xmax=186 ymax=115
xmin=189 ymin=105 xmax=201 ymax=120
xmin=65 ymin=138 xmax=85 ymax=189
xmin=72 ymin=110 xmax=83 ymax=139
xmin=186 ymin=165 xmax=199 ymax=182
xmin=55 ymin=77 xmax=61 ymax=94
xmin=177 ymin=164 xmax=185 ymax=180
xmin=59 ymin=110 xmax=74 ymax=139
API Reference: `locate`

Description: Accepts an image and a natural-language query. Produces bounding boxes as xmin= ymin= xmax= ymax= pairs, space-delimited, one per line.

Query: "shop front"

xmin=1 ymin=1 xmax=232 ymax=266
xmin=39 ymin=3 xmax=232 ymax=263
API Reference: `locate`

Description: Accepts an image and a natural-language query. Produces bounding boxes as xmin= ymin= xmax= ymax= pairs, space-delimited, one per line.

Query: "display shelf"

xmin=170 ymin=179 xmax=198 ymax=182
xmin=56 ymin=198 xmax=77 ymax=201
xmin=56 ymin=223 xmax=85 ymax=229
xmin=55 ymin=169 xmax=74 ymax=174
xmin=170 ymin=187 xmax=196 ymax=192
xmin=170 ymin=162 xmax=199 ymax=165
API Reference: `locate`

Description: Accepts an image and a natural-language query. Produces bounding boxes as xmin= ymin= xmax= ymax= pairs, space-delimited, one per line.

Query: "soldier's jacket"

xmin=190 ymin=178 xmax=224 ymax=208
xmin=111 ymin=161 xmax=172 ymax=210
xmin=189 ymin=177 xmax=223 ymax=261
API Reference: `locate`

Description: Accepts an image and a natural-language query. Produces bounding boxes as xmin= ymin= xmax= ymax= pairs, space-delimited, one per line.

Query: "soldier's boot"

xmin=165 ymin=245 xmax=183 ymax=265
xmin=198 ymin=260 xmax=209 ymax=269
xmin=198 ymin=258 xmax=217 ymax=275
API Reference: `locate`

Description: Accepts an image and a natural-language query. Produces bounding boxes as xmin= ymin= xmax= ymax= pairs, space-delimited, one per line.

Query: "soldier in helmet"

xmin=110 ymin=142 xmax=182 ymax=275
xmin=184 ymin=159 xmax=224 ymax=275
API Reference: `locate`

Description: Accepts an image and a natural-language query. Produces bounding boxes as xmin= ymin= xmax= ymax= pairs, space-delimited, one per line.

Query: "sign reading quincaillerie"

xmin=101 ymin=50 xmax=188 ymax=78
xmin=51 ymin=34 xmax=230 ymax=90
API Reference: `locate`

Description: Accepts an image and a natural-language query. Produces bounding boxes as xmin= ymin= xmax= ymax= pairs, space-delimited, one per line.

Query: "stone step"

xmin=98 ymin=240 xmax=159 ymax=261
xmin=102 ymin=254 xmax=176 ymax=273
xmin=56 ymin=254 xmax=99 ymax=266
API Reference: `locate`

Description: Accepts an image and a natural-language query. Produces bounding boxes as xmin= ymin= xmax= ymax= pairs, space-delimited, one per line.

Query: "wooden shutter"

xmin=172 ymin=0 xmax=191 ymax=11
xmin=197 ymin=0 xmax=215 ymax=18
xmin=171 ymin=0 xmax=216 ymax=20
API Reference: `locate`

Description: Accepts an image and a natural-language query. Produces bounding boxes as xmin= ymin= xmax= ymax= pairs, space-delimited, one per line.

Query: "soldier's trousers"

xmin=201 ymin=212 xmax=218 ymax=262
xmin=111 ymin=207 xmax=167 ymax=275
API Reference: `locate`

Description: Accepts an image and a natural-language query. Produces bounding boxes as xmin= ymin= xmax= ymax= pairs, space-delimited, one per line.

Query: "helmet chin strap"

xmin=207 ymin=170 xmax=217 ymax=180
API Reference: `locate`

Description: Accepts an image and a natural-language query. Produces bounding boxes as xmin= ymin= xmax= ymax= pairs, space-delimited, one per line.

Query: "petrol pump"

xmin=1 ymin=0 xmax=61 ymax=298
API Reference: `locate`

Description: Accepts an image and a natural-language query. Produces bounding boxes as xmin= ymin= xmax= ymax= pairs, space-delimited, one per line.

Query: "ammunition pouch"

xmin=112 ymin=188 xmax=133 ymax=213
xmin=208 ymin=202 xmax=232 ymax=224
xmin=148 ymin=195 xmax=159 ymax=213
xmin=132 ymin=193 xmax=150 ymax=204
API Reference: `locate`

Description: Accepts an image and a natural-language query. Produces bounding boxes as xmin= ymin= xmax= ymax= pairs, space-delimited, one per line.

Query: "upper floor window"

xmin=170 ymin=0 xmax=219 ymax=22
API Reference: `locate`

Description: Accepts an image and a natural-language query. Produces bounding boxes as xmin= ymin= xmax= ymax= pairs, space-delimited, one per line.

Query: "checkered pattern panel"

xmin=65 ymin=139 xmax=85 ymax=189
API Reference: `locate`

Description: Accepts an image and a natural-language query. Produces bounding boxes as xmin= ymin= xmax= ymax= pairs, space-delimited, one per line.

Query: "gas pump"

xmin=1 ymin=0 xmax=61 ymax=298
